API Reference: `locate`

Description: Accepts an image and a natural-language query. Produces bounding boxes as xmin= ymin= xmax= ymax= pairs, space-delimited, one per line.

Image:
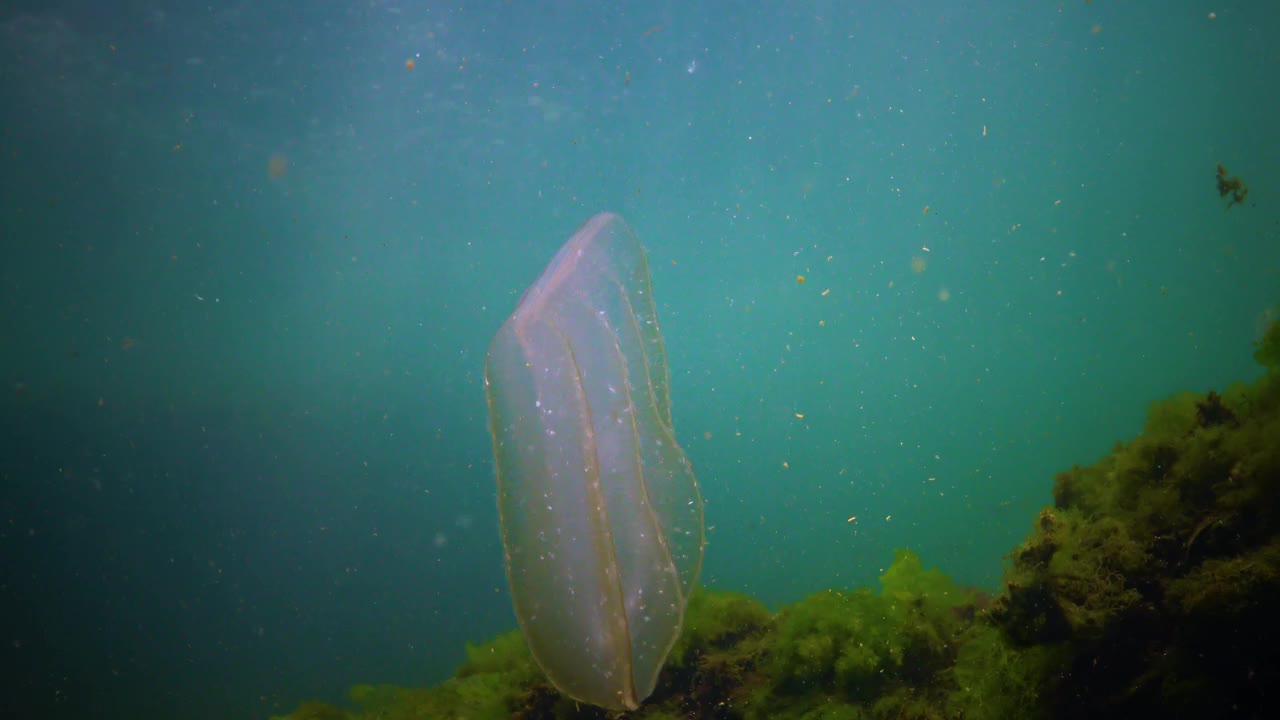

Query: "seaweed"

xmin=988 ymin=314 xmax=1280 ymax=717
xmin=1216 ymin=163 xmax=1249 ymax=209
xmin=273 ymin=314 xmax=1280 ymax=720
xmin=1255 ymin=310 xmax=1280 ymax=372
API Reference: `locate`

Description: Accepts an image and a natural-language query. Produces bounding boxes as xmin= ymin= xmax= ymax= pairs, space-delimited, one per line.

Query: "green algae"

xmin=274 ymin=315 xmax=1280 ymax=720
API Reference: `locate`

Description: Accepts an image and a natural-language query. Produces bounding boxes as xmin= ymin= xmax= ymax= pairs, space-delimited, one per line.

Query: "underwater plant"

xmin=274 ymin=314 xmax=1280 ymax=720
xmin=1255 ymin=310 xmax=1280 ymax=372
xmin=991 ymin=314 xmax=1280 ymax=717
xmin=1215 ymin=163 xmax=1249 ymax=209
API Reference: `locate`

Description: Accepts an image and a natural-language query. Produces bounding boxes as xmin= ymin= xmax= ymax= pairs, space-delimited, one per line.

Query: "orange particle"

xmin=172 ymin=144 xmax=182 ymax=152
xmin=1091 ymin=24 xmax=1102 ymax=34
xmin=796 ymin=275 xmax=806 ymax=284
xmin=405 ymin=58 xmax=415 ymax=70
xmin=794 ymin=412 xmax=805 ymax=419
xmin=782 ymin=461 xmax=790 ymax=469
xmin=268 ymin=152 xmax=289 ymax=178
xmin=922 ymin=205 xmax=930 ymax=215
xmin=821 ymin=288 xmax=830 ymax=296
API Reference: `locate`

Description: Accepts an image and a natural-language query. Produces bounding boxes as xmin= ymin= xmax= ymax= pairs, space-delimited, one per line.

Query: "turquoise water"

xmin=1 ymin=2 xmax=1276 ymax=718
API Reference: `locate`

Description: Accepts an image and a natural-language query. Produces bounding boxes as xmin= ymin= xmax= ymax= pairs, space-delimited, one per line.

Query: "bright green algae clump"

xmin=275 ymin=315 xmax=1280 ymax=720
xmin=273 ymin=550 xmax=983 ymax=720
